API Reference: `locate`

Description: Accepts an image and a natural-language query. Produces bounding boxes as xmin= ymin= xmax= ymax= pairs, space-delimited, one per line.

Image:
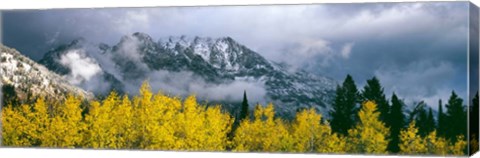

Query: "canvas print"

xmin=0 ymin=2 xmax=478 ymax=156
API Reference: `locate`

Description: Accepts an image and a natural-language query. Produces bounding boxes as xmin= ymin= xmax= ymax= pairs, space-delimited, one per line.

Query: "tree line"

xmin=1 ymin=78 xmax=473 ymax=156
xmin=330 ymin=74 xmax=475 ymax=154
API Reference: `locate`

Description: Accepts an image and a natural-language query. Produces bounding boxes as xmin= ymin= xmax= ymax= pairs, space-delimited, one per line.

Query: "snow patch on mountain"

xmin=1 ymin=45 xmax=94 ymax=101
xmin=39 ymin=33 xmax=337 ymax=118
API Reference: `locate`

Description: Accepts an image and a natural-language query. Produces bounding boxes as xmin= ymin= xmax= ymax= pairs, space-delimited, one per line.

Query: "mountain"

xmin=39 ymin=38 xmax=124 ymax=95
xmin=0 ymin=44 xmax=94 ymax=105
xmin=38 ymin=33 xmax=337 ymax=118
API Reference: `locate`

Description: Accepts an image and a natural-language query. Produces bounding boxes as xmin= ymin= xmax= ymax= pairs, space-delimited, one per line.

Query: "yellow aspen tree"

xmin=232 ymin=104 xmax=262 ymax=151
xmin=143 ymin=92 xmax=180 ymax=150
xmin=233 ymin=103 xmax=292 ymax=152
xmin=291 ymin=108 xmax=321 ymax=152
xmin=101 ymin=91 xmax=119 ymax=148
xmin=84 ymin=100 xmax=103 ymax=148
xmin=179 ymin=95 xmax=206 ymax=150
xmin=424 ymin=130 xmax=448 ymax=155
xmin=16 ymin=104 xmax=38 ymax=146
xmin=1 ymin=106 xmax=15 ymax=145
xmin=449 ymin=135 xmax=467 ymax=155
xmin=276 ymin=119 xmax=295 ymax=151
xmin=319 ymin=133 xmax=347 ymax=154
xmin=291 ymin=108 xmax=343 ymax=153
xmin=156 ymin=94 xmax=182 ymax=150
xmin=232 ymin=112 xmax=261 ymax=152
xmin=132 ymin=81 xmax=160 ymax=149
xmin=83 ymin=92 xmax=119 ymax=148
xmin=347 ymin=101 xmax=389 ymax=154
xmin=41 ymin=101 xmax=63 ymax=147
xmin=471 ymin=135 xmax=479 ymax=154
xmin=130 ymin=94 xmax=143 ymax=149
xmin=2 ymin=105 xmax=32 ymax=146
xmin=28 ymin=97 xmax=51 ymax=146
xmin=2 ymin=102 xmax=49 ymax=147
xmin=259 ymin=103 xmax=276 ymax=151
xmin=111 ymin=95 xmax=135 ymax=149
xmin=267 ymin=118 xmax=293 ymax=152
xmin=202 ymin=105 xmax=233 ymax=151
xmin=48 ymin=94 xmax=85 ymax=148
xmin=399 ymin=121 xmax=426 ymax=154
xmin=18 ymin=104 xmax=37 ymax=146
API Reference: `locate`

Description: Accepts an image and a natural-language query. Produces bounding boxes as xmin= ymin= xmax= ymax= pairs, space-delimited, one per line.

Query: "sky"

xmin=1 ymin=2 xmax=473 ymax=109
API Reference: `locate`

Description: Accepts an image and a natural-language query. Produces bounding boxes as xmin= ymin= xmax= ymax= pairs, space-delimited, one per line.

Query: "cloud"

xmin=340 ymin=42 xmax=354 ymax=59
xmin=146 ymin=70 xmax=267 ymax=103
xmin=58 ymin=49 xmax=113 ymax=94
xmin=59 ymin=49 xmax=102 ymax=84
xmin=1 ymin=2 xmax=469 ymax=107
xmin=54 ymin=34 xmax=269 ymax=103
xmin=275 ymin=38 xmax=333 ymax=70
xmin=374 ymin=61 xmax=464 ymax=108
xmin=45 ymin=31 xmax=60 ymax=45
xmin=3 ymin=3 xmax=468 ymax=64
xmin=113 ymin=10 xmax=151 ymax=34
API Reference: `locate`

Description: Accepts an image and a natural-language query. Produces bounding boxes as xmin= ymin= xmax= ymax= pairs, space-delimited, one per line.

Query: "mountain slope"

xmin=39 ymin=33 xmax=337 ymax=118
xmin=1 ymin=44 xmax=94 ymax=105
xmin=39 ymin=39 xmax=124 ymax=95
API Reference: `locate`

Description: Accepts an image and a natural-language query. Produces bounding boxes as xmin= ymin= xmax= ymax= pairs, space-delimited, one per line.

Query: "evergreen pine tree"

xmin=416 ymin=105 xmax=429 ymax=137
xmin=437 ymin=99 xmax=446 ymax=137
xmin=408 ymin=101 xmax=434 ymax=137
xmin=445 ymin=91 xmax=467 ymax=142
xmin=228 ymin=90 xmax=250 ymax=143
xmin=387 ymin=93 xmax=405 ymax=153
xmin=361 ymin=77 xmax=390 ymax=125
xmin=470 ymin=92 xmax=479 ymax=154
xmin=2 ymin=84 xmax=19 ymax=107
xmin=426 ymin=107 xmax=436 ymax=134
xmin=330 ymin=74 xmax=360 ymax=135
xmin=240 ymin=90 xmax=249 ymax=121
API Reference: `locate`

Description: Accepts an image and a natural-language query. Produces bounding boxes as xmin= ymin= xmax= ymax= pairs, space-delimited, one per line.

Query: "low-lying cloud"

xmin=59 ymin=49 xmax=102 ymax=84
xmin=147 ymin=70 xmax=267 ymax=103
xmin=58 ymin=49 xmax=113 ymax=94
xmin=57 ymin=35 xmax=268 ymax=103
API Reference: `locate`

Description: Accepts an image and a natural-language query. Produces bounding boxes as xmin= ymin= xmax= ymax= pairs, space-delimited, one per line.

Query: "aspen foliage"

xmin=399 ymin=121 xmax=427 ymax=154
xmin=30 ymin=97 xmax=51 ymax=146
xmin=471 ymin=135 xmax=479 ymax=154
xmin=291 ymin=108 xmax=346 ymax=153
xmin=49 ymin=95 xmax=85 ymax=148
xmin=424 ymin=130 xmax=448 ymax=155
xmin=130 ymin=81 xmax=233 ymax=151
xmin=400 ymin=121 xmax=467 ymax=156
xmin=15 ymin=97 xmax=52 ymax=147
xmin=84 ymin=91 xmax=133 ymax=149
xmin=113 ymin=95 xmax=135 ymax=148
xmin=2 ymin=104 xmax=33 ymax=146
xmin=450 ymin=135 xmax=467 ymax=155
xmin=132 ymin=81 xmax=170 ymax=149
xmin=347 ymin=101 xmax=389 ymax=154
xmin=233 ymin=104 xmax=293 ymax=152
xmin=0 ymin=81 xmax=468 ymax=156
xmin=173 ymin=96 xmax=233 ymax=151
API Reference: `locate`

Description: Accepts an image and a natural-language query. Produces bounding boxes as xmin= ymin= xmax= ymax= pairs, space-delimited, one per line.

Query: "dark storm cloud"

xmin=1 ymin=2 xmax=470 ymax=108
xmin=469 ymin=2 xmax=479 ymax=105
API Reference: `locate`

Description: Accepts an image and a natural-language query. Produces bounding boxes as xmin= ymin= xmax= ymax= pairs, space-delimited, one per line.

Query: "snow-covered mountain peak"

xmin=1 ymin=44 xmax=94 ymax=102
xmin=38 ymin=33 xmax=337 ymax=118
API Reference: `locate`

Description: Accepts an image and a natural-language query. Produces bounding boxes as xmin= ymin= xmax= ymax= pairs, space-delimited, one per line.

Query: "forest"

xmin=1 ymin=74 xmax=478 ymax=156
